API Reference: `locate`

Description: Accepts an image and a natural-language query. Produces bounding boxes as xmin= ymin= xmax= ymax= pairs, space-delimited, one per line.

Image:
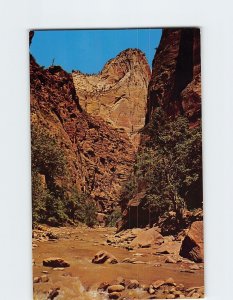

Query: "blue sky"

xmin=30 ymin=29 xmax=162 ymax=74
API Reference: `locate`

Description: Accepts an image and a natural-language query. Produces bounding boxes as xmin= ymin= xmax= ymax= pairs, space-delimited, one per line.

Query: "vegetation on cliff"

xmin=31 ymin=123 xmax=96 ymax=227
xmin=120 ymin=109 xmax=202 ymax=225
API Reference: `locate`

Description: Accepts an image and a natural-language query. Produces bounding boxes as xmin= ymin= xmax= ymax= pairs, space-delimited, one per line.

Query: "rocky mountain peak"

xmin=72 ymin=48 xmax=151 ymax=146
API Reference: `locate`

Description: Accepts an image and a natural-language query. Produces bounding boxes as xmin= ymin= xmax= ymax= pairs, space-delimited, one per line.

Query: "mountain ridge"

xmin=72 ymin=48 xmax=151 ymax=144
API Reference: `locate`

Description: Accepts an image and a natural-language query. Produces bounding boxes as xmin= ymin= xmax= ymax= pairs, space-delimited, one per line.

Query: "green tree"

xmin=31 ymin=123 xmax=67 ymax=181
xmin=31 ymin=123 xmax=68 ymax=226
xmin=121 ymin=109 xmax=202 ymax=223
xmin=145 ymin=109 xmax=202 ymax=216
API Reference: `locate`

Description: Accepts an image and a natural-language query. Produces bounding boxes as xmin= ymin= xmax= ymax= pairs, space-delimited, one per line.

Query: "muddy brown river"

xmin=33 ymin=227 xmax=204 ymax=299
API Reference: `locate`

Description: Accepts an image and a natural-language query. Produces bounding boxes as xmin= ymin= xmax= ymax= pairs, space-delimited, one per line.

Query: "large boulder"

xmin=179 ymin=221 xmax=204 ymax=262
xmin=130 ymin=228 xmax=164 ymax=248
xmin=92 ymin=250 xmax=118 ymax=264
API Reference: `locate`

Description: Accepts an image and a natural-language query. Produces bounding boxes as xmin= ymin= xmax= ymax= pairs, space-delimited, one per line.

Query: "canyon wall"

xmin=72 ymin=49 xmax=151 ymax=145
xmin=30 ymin=55 xmax=135 ymax=216
xmin=146 ymin=28 xmax=201 ymax=126
xmin=120 ymin=28 xmax=202 ymax=230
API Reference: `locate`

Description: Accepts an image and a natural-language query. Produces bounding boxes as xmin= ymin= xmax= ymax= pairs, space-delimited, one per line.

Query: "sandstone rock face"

xmin=146 ymin=28 xmax=201 ymax=126
xmin=72 ymin=49 xmax=151 ymax=145
xmin=179 ymin=221 xmax=204 ymax=262
xmin=30 ymin=55 xmax=135 ymax=214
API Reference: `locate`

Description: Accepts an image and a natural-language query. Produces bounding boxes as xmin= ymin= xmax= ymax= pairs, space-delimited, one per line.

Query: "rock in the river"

xmin=152 ymin=280 xmax=165 ymax=289
xmin=122 ymin=257 xmax=135 ymax=263
xmin=179 ymin=221 xmax=204 ymax=262
xmin=98 ymin=282 xmax=110 ymax=291
xmin=108 ymin=292 xmax=121 ymax=299
xmin=189 ymin=264 xmax=200 ymax=270
xmin=92 ymin=251 xmax=118 ymax=264
xmin=108 ymin=284 xmax=125 ymax=293
xmin=33 ymin=275 xmax=49 ymax=283
xmin=165 ymin=256 xmax=177 ymax=264
xmin=33 ymin=277 xmax=41 ymax=284
xmin=47 ymin=287 xmax=60 ymax=300
xmin=127 ymin=279 xmax=140 ymax=289
xmin=130 ymin=228 xmax=163 ymax=248
xmin=43 ymin=258 xmax=70 ymax=268
xmin=165 ymin=277 xmax=176 ymax=286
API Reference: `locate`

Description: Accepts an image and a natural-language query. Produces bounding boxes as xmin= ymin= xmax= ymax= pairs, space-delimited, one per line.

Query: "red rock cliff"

xmin=30 ymin=55 xmax=135 ymax=215
xmin=146 ymin=28 xmax=201 ymax=125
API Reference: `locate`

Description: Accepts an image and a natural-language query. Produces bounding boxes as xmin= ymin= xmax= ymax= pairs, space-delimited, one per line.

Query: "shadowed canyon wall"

xmin=146 ymin=28 xmax=201 ymax=126
xmin=120 ymin=28 xmax=202 ymax=230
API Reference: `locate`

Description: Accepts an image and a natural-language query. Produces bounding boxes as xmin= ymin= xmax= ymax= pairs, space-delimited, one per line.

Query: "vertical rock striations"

xmin=146 ymin=28 xmax=201 ymax=126
xmin=72 ymin=49 xmax=151 ymax=146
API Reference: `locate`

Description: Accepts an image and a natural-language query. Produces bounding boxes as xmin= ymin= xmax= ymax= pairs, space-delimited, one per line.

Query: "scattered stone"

xmin=92 ymin=251 xmax=118 ymax=264
xmin=108 ymin=292 xmax=121 ymax=299
xmin=197 ymin=286 xmax=204 ymax=294
xmin=141 ymin=284 xmax=150 ymax=291
xmin=98 ymin=282 xmax=110 ymax=291
xmin=148 ymin=286 xmax=155 ymax=294
xmin=53 ymin=267 xmax=65 ymax=271
xmin=47 ymin=287 xmax=60 ymax=300
xmin=186 ymin=287 xmax=198 ymax=293
xmin=47 ymin=232 xmax=59 ymax=240
xmin=116 ymin=277 xmax=125 ymax=286
xmin=165 ymin=277 xmax=176 ymax=286
xmin=177 ymin=284 xmax=185 ymax=290
xmin=108 ymin=285 xmax=125 ymax=293
xmin=130 ymin=228 xmax=164 ymax=248
xmin=152 ymin=280 xmax=165 ymax=289
xmin=43 ymin=258 xmax=70 ymax=268
xmin=133 ymin=253 xmax=144 ymax=257
xmin=42 ymin=270 xmax=48 ymax=274
xmin=131 ymin=260 xmax=147 ymax=264
xmin=180 ymin=269 xmax=195 ymax=273
xmin=192 ymin=292 xmax=200 ymax=298
xmin=153 ymin=263 xmax=162 ymax=267
xmin=127 ymin=279 xmax=140 ymax=289
xmin=166 ymin=294 xmax=175 ymax=299
xmin=165 ymin=256 xmax=177 ymax=264
xmin=189 ymin=264 xmax=200 ymax=270
xmin=33 ymin=277 xmax=41 ymax=284
xmin=173 ymin=290 xmax=182 ymax=296
xmin=122 ymin=257 xmax=135 ymax=263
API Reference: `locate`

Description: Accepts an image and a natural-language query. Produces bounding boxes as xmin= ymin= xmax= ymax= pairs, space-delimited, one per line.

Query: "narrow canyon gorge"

xmin=31 ymin=28 xmax=203 ymax=300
